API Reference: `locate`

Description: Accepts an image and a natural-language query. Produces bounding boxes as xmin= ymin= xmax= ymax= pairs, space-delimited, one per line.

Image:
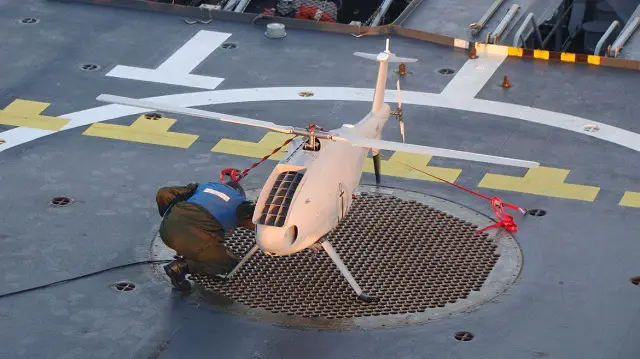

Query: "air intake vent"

xmin=258 ymin=171 xmax=304 ymax=227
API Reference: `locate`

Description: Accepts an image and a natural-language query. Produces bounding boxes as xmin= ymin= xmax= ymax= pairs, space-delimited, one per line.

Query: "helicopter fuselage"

xmin=253 ymin=104 xmax=392 ymax=256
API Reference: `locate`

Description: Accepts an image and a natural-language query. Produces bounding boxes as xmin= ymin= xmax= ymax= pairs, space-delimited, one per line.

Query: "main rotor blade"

xmin=96 ymin=94 xmax=297 ymax=134
xmin=337 ymin=135 xmax=539 ymax=169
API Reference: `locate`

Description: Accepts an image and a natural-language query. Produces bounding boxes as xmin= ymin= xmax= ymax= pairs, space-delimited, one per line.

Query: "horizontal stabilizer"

xmin=353 ymin=52 xmax=379 ymax=60
xmin=387 ymin=55 xmax=418 ymax=63
xmin=336 ymin=135 xmax=539 ymax=169
xmin=353 ymin=52 xmax=418 ymax=63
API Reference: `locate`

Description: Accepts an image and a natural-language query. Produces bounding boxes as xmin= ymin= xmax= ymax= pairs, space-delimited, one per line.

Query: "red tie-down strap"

xmin=476 ymin=197 xmax=527 ymax=234
xmin=219 ymin=136 xmax=299 ymax=184
xmin=376 ymin=153 xmax=527 ymax=234
xmin=219 ymin=168 xmax=243 ymax=183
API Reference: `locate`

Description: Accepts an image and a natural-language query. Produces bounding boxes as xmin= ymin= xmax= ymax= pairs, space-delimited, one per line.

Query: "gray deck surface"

xmin=398 ymin=0 xmax=575 ymax=48
xmin=1 ymin=1 xmax=639 ymax=359
xmin=397 ymin=0 xmax=545 ymax=44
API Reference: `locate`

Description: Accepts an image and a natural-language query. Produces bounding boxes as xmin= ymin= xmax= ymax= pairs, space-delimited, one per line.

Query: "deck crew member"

xmin=156 ymin=181 xmax=256 ymax=291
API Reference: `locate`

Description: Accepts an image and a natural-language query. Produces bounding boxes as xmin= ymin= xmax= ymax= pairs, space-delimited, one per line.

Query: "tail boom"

xmin=353 ymin=39 xmax=417 ymax=115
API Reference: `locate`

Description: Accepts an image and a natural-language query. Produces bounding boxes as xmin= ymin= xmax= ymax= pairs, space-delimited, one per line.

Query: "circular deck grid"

xmin=156 ymin=186 xmax=523 ymax=329
xmin=152 ymin=186 xmax=522 ymax=329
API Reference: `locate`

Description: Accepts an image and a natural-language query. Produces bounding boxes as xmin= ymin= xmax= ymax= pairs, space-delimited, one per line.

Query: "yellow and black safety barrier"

xmin=504 ymin=44 xmax=637 ymax=70
xmin=51 ymin=0 xmax=640 ymax=71
xmin=508 ymin=47 xmax=603 ymax=65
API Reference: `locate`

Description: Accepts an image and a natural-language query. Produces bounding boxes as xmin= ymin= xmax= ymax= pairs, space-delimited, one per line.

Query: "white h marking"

xmin=106 ymin=30 xmax=231 ymax=89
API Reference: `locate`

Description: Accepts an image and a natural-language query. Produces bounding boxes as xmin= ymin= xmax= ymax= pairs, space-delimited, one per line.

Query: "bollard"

xmin=399 ymin=63 xmax=407 ymax=76
xmin=502 ymin=75 xmax=511 ymax=88
xmin=468 ymin=42 xmax=479 ymax=59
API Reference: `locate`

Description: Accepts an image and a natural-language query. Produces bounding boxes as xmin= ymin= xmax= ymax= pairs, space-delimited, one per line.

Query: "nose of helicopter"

xmin=255 ymin=224 xmax=299 ymax=255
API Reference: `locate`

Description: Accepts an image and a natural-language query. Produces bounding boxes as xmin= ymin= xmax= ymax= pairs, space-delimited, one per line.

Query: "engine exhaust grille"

xmin=258 ymin=171 xmax=304 ymax=227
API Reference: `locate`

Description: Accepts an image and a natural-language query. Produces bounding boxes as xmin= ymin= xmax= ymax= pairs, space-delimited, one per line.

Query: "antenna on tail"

xmin=392 ymin=80 xmax=405 ymax=143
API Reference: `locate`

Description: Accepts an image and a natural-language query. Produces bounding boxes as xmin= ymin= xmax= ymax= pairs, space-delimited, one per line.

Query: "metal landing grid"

xmin=190 ymin=193 xmax=500 ymax=319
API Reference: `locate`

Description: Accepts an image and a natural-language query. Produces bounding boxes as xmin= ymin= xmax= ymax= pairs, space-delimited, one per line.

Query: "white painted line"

xmin=441 ymin=52 xmax=508 ymax=98
xmin=106 ymin=30 xmax=231 ymax=89
xmin=105 ymin=66 xmax=224 ymax=90
xmin=0 ymin=127 xmax=54 ymax=151
xmin=157 ymin=31 xmax=231 ymax=73
xmin=2 ymin=87 xmax=640 ymax=154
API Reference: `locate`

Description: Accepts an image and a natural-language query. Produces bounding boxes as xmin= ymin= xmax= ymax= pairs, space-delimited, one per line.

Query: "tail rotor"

xmin=392 ymin=79 xmax=406 ymax=143
xmin=354 ymin=38 xmax=416 ymax=186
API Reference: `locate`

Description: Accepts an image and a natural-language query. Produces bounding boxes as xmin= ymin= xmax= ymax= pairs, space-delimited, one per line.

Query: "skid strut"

xmin=224 ymin=244 xmax=259 ymax=280
xmin=321 ymin=240 xmax=378 ymax=302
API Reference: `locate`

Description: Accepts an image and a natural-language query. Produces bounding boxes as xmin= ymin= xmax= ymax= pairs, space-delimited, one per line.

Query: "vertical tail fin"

xmin=353 ymin=39 xmax=418 ymax=114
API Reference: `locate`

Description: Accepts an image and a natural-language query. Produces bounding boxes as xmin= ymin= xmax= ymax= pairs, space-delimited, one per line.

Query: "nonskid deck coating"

xmin=0 ymin=1 xmax=639 ymax=359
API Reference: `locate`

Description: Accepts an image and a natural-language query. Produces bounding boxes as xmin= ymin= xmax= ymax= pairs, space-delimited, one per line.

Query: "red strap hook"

xmin=476 ymin=197 xmax=523 ymax=234
xmin=219 ymin=168 xmax=243 ymax=184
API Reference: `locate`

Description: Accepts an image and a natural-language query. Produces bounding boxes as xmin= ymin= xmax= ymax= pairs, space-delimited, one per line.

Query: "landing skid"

xmin=224 ymin=240 xmax=378 ymax=303
xmin=224 ymin=244 xmax=259 ymax=280
xmin=321 ymin=240 xmax=379 ymax=303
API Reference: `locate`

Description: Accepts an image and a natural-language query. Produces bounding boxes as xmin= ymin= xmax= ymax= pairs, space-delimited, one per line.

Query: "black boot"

xmin=163 ymin=258 xmax=191 ymax=291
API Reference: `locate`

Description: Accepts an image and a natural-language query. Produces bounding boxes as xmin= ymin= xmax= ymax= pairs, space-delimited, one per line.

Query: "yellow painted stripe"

xmin=533 ymin=49 xmax=549 ymax=60
xmin=212 ymin=132 xmax=291 ymax=160
xmin=478 ymin=166 xmax=600 ymax=202
xmin=619 ymin=191 xmax=640 ymax=208
xmin=587 ymin=55 xmax=601 ymax=65
xmin=83 ymin=115 xmax=199 ymax=148
xmin=0 ymin=99 xmax=69 ymax=131
xmin=507 ymin=47 xmax=523 ymax=57
xmin=560 ymin=53 xmax=576 ymax=62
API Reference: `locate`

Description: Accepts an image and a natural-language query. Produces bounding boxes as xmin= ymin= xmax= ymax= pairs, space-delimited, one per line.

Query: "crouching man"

xmin=156 ymin=180 xmax=256 ymax=291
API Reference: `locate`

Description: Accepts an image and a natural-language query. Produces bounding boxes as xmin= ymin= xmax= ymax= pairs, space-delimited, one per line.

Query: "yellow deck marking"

xmin=507 ymin=47 xmax=523 ymax=57
xmin=619 ymin=191 xmax=640 ymax=208
xmin=211 ymin=132 xmax=291 ymax=160
xmin=0 ymin=99 xmax=69 ymax=131
xmin=478 ymin=166 xmax=600 ymax=201
xmin=533 ymin=49 xmax=550 ymax=60
xmin=561 ymin=53 xmax=576 ymax=62
xmin=587 ymin=55 xmax=601 ymax=65
xmin=83 ymin=115 xmax=199 ymax=148
xmin=212 ymin=132 xmax=461 ymax=182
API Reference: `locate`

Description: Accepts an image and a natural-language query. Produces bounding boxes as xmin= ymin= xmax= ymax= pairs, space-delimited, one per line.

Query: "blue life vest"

xmin=186 ymin=182 xmax=247 ymax=233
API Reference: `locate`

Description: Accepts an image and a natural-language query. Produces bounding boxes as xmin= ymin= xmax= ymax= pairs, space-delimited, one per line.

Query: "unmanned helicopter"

xmin=97 ymin=39 xmax=539 ymax=302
